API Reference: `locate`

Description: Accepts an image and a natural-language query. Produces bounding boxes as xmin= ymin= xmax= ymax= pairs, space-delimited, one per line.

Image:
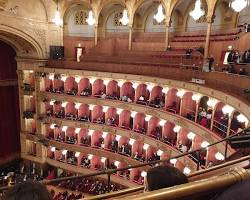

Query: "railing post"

xmin=224 ymin=141 xmax=228 ymax=160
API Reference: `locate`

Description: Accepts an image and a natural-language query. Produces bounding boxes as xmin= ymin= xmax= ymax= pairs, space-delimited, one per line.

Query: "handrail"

xmin=0 ymin=128 xmax=244 ymax=192
xmin=120 ymin=168 xmax=250 ymax=200
xmin=80 ymin=155 xmax=250 ymax=200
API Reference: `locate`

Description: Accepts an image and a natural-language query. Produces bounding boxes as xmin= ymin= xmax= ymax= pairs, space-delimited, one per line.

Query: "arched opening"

xmin=0 ymin=41 xmax=20 ymax=163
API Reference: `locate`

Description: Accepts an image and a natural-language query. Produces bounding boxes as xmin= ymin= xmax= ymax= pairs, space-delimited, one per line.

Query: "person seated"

xmin=239 ymin=68 xmax=247 ymax=76
xmin=81 ymin=136 xmax=89 ymax=146
xmin=145 ymin=165 xmax=188 ymax=191
xmin=106 ymin=91 xmax=118 ymax=100
xmin=124 ymin=143 xmax=132 ymax=156
xmin=107 ymin=116 xmax=116 ymax=126
xmin=137 ymin=95 xmax=147 ymax=105
xmin=66 ymin=87 xmax=77 ymax=95
xmin=186 ymin=48 xmax=192 ymax=59
xmin=46 ymin=109 xmax=53 ymax=117
xmin=95 ymin=117 xmax=104 ymax=124
xmin=78 ymin=115 xmax=89 ymax=122
xmin=66 ymin=136 xmax=76 ymax=144
xmin=166 ymin=102 xmax=177 ymax=113
xmin=56 ymin=133 xmax=64 ymax=142
xmin=110 ymin=139 xmax=118 ymax=152
xmin=80 ymin=87 xmax=91 ymax=96
xmin=177 ymin=141 xmax=188 ymax=153
xmin=3 ymin=181 xmax=52 ymax=200
xmin=54 ymin=109 xmax=65 ymax=118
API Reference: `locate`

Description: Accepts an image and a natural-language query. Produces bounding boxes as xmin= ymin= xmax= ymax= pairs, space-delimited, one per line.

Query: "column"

xmin=94 ymin=25 xmax=98 ymax=46
xmin=128 ymin=25 xmax=133 ymax=51
xmin=204 ymin=17 xmax=213 ymax=60
xmin=165 ymin=20 xmax=171 ymax=49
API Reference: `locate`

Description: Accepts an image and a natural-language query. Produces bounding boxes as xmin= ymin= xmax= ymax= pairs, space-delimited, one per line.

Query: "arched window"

xmin=114 ymin=12 xmax=123 ymax=26
xmin=75 ymin=10 xmax=88 ymax=25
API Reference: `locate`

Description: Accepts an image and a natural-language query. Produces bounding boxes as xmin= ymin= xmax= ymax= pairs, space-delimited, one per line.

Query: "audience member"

xmin=4 ymin=181 xmax=52 ymax=200
xmin=145 ymin=165 xmax=188 ymax=191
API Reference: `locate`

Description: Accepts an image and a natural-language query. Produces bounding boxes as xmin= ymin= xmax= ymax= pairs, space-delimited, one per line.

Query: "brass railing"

xmin=120 ymin=168 xmax=250 ymax=200
xmin=82 ymin=155 xmax=250 ymax=200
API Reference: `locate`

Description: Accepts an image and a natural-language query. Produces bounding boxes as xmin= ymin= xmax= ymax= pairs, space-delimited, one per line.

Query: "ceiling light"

xmin=88 ymin=154 xmax=93 ymax=160
xmin=52 ymin=1 xmax=63 ymax=27
xmin=114 ymin=161 xmax=120 ymax=167
xmin=154 ymin=4 xmax=165 ymax=23
xmin=143 ymin=143 xmax=149 ymax=150
xmin=129 ymin=139 xmax=135 ymax=145
xmin=75 ymin=77 xmax=81 ymax=84
xmin=75 ymin=152 xmax=80 ymax=157
xmin=62 ymin=126 xmax=68 ymax=132
xmin=51 ymin=147 xmax=56 ymax=152
xmin=170 ymin=158 xmax=177 ymax=165
xmin=75 ymin=128 xmax=81 ymax=134
xmin=189 ymin=0 xmax=205 ymax=21
xmin=229 ymin=0 xmax=249 ymax=12
xmin=101 ymin=157 xmax=107 ymax=163
xmin=75 ymin=103 xmax=81 ymax=109
xmin=61 ymin=102 xmax=67 ymax=108
xmin=145 ymin=115 xmax=152 ymax=122
xmin=102 ymin=132 xmax=108 ymax=138
xmin=192 ymin=93 xmax=202 ymax=102
xmin=115 ymin=135 xmax=121 ymax=141
xmin=120 ymin=9 xmax=129 ymax=26
xmin=62 ymin=150 xmax=67 ymax=155
xmin=86 ymin=10 xmax=96 ymax=26
xmin=159 ymin=120 xmax=166 ymax=126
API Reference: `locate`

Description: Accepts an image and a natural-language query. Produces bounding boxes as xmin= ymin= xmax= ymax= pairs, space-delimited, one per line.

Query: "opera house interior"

xmin=0 ymin=0 xmax=250 ymax=199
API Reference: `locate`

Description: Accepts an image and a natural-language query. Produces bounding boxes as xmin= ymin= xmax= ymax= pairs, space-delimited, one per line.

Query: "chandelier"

xmin=154 ymin=4 xmax=165 ymax=23
xmin=86 ymin=10 xmax=96 ymax=26
xmin=229 ymin=0 xmax=249 ymax=12
xmin=189 ymin=0 xmax=205 ymax=21
xmin=52 ymin=0 xmax=63 ymax=26
xmin=120 ymin=9 xmax=129 ymax=26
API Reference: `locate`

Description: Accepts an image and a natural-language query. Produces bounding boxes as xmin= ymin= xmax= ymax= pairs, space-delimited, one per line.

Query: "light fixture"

xmin=61 ymin=102 xmax=67 ymax=108
xmin=115 ymin=135 xmax=121 ymax=141
xmin=118 ymin=80 xmax=124 ymax=87
xmin=157 ymin=150 xmax=163 ymax=156
xmin=61 ymin=75 xmax=67 ymax=82
xmin=159 ymin=120 xmax=166 ymax=127
xmin=102 ymin=106 xmax=109 ymax=112
xmin=49 ymin=74 xmax=54 ymax=80
xmin=192 ymin=93 xmax=202 ymax=102
xmin=229 ymin=0 xmax=249 ymax=12
xmin=102 ymin=132 xmax=108 ymax=138
xmin=89 ymin=104 xmax=95 ymax=111
xmin=49 ymin=100 xmax=55 ymax=106
xmin=52 ymin=0 xmax=63 ymax=26
xmin=145 ymin=115 xmax=152 ymax=122
xmin=131 ymin=111 xmax=137 ymax=118
xmin=75 ymin=152 xmax=80 ymax=157
xmin=86 ymin=10 xmax=96 ymax=26
xmin=62 ymin=150 xmax=67 ymax=155
xmin=187 ymin=132 xmax=196 ymax=140
xmin=201 ymin=141 xmax=210 ymax=148
xmin=154 ymin=4 xmax=165 ymax=23
xmin=50 ymin=124 xmax=56 ymax=129
xmin=162 ymin=87 xmax=169 ymax=94
xmin=183 ymin=167 xmax=191 ymax=174
xmin=141 ymin=171 xmax=147 ymax=177
xmin=75 ymin=128 xmax=81 ymax=134
xmin=173 ymin=125 xmax=181 ymax=133
xmin=75 ymin=103 xmax=81 ymax=109
xmin=62 ymin=126 xmax=68 ymax=132
xmin=215 ymin=152 xmax=225 ymax=161
xmin=114 ymin=161 xmax=120 ymax=167
xmin=129 ymin=139 xmax=135 ymax=145
xmin=75 ymin=77 xmax=81 ymax=84
xmin=170 ymin=158 xmax=177 ymax=165
xmin=176 ymin=90 xmax=185 ymax=98
xmin=51 ymin=147 xmax=56 ymax=152
xmin=89 ymin=78 xmax=96 ymax=85
xmin=120 ymin=9 xmax=129 ymax=26
xmin=147 ymin=84 xmax=154 ymax=92
xmin=101 ymin=157 xmax=107 ymax=163
xmin=103 ymin=79 xmax=110 ymax=86
xmin=88 ymin=130 xmax=94 ymax=136
xmin=189 ymin=0 xmax=205 ymax=21
xmin=116 ymin=108 xmax=123 ymax=115
xmin=88 ymin=154 xmax=93 ymax=160
xmin=143 ymin=143 xmax=149 ymax=150
xmin=207 ymin=98 xmax=218 ymax=108
xmin=132 ymin=82 xmax=139 ymax=89
xmin=237 ymin=114 xmax=248 ymax=124
xmin=222 ymin=105 xmax=234 ymax=116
